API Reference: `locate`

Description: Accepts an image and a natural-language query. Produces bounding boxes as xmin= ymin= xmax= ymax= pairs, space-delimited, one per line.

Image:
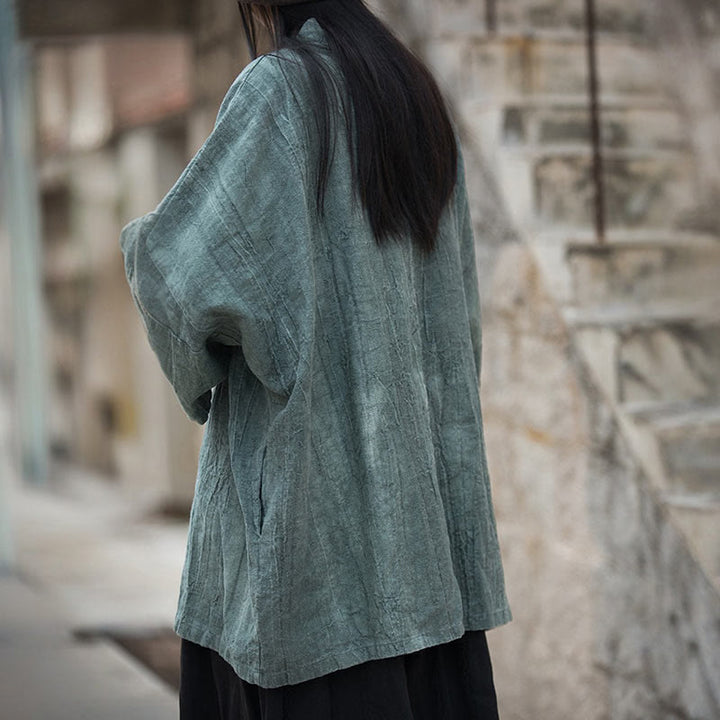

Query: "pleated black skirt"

xmin=179 ymin=630 xmax=500 ymax=720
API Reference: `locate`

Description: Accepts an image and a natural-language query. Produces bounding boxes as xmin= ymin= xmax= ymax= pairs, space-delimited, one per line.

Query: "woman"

xmin=119 ymin=0 xmax=513 ymax=717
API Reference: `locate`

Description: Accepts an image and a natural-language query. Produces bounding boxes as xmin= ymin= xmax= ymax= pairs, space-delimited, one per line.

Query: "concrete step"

xmin=666 ymin=503 xmax=720 ymax=591
xmin=622 ymin=400 xmax=720 ymax=586
xmin=564 ymin=300 xmax=719 ymax=329
xmin=565 ymin=238 xmax=720 ymax=306
xmin=431 ymin=1 xmax=650 ymax=39
xmin=466 ymin=93 xmax=677 ymax=114
xmin=556 ymin=228 xmax=720 ymax=247
xmin=525 ymin=229 xmax=720 ymax=307
xmin=568 ymin=303 xmax=720 ymax=405
xmin=497 ymin=0 xmax=650 ymax=37
xmin=495 ymin=146 xmax=697 ymax=232
xmin=497 ymin=102 xmax=687 ymax=151
xmin=624 ymin=401 xmax=720 ymax=498
xmin=426 ymin=35 xmax=663 ymax=106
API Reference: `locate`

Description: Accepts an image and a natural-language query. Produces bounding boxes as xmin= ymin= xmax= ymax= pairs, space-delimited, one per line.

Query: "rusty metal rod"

xmin=585 ymin=0 xmax=606 ymax=244
xmin=486 ymin=0 xmax=497 ymax=34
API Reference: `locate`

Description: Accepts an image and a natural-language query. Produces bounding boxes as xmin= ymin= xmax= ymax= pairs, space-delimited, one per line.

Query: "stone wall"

xmin=587 ymin=373 xmax=720 ymax=720
xmin=482 ymin=243 xmax=609 ymax=719
xmin=482 ymin=213 xmax=720 ymax=720
xmin=645 ymin=0 xmax=720 ymax=234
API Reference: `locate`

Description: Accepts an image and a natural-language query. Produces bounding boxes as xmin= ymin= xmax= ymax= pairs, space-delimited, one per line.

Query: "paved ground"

xmin=0 ymin=460 xmax=189 ymax=719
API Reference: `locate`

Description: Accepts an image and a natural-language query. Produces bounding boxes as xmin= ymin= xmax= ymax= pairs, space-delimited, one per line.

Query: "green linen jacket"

xmin=119 ymin=17 xmax=512 ymax=688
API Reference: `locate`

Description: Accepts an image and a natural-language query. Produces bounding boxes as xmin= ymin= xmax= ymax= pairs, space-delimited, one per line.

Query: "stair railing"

xmin=585 ymin=0 xmax=607 ymax=244
xmin=485 ymin=0 xmax=497 ymax=34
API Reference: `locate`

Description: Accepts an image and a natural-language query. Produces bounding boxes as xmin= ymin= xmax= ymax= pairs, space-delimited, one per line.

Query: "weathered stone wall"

xmin=586 ymin=372 xmax=720 ymax=720
xmin=482 ymin=243 xmax=608 ymax=719
xmin=645 ymin=0 xmax=720 ymax=234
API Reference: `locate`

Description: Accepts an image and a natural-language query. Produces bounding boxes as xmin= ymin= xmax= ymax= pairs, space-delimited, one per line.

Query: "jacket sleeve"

xmin=455 ymin=144 xmax=483 ymax=384
xmin=119 ymin=57 xmax=304 ymax=424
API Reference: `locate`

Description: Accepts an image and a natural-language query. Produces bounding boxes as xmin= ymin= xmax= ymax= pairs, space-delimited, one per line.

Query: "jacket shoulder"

xmin=220 ymin=50 xmax=310 ymax=125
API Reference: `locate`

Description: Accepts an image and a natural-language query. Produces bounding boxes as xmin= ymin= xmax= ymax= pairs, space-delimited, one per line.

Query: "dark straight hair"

xmin=237 ymin=0 xmax=458 ymax=256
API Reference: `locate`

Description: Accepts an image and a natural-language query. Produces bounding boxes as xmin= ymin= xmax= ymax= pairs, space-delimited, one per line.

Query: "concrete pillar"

xmin=0 ymin=0 xmax=49 ymax=494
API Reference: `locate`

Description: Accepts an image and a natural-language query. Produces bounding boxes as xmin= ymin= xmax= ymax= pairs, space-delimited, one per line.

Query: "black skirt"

xmin=179 ymin=630 xmax=500 ymax=720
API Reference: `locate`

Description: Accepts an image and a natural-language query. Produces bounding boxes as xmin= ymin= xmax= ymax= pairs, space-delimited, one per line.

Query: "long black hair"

xmin=237 ymin=0 xmax=458 ymax=256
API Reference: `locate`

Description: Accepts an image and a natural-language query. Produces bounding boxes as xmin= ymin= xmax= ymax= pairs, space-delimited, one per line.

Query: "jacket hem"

xmin=174 ymin=602 xmax=513 ymax=689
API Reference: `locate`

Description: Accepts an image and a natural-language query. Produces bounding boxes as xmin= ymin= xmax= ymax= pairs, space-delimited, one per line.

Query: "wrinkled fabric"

xmin=119 ymin=17 xmax=512 ymax=689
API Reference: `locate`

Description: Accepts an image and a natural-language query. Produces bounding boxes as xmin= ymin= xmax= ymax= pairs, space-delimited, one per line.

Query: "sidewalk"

xmin=1 ymin=461 xmax=189 ymax=719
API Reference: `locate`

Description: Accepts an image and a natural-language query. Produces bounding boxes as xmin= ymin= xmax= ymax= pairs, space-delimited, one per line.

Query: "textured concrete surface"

xmin=1 ymin=460 xmax=187 ymax=719
xmin=0 ymin=570 xmax=179 ymax=720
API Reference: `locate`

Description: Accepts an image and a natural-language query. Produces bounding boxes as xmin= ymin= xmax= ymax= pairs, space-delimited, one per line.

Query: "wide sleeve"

xmin=119 ymin=58 xmax=305 ymax=424
xmin=455 ymin=144 xmax=483 ymax=384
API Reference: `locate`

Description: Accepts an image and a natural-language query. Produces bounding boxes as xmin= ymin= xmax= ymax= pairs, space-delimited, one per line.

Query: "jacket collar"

xmin=296 ymin=17 xmax=327 ymax=45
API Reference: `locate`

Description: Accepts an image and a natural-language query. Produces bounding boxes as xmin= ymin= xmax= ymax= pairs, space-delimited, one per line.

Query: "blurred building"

xmin=13 ymin=2 xmax=251 ymax=510
xmin=35 ymin=36 xmax=194 ymax=504
xmin=6 ymin=0 xmax=720 ymax=717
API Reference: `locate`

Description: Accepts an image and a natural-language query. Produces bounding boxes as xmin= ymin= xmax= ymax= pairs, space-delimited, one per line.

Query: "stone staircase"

xmin=424 ymin=1 xmax=720 ymax=591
